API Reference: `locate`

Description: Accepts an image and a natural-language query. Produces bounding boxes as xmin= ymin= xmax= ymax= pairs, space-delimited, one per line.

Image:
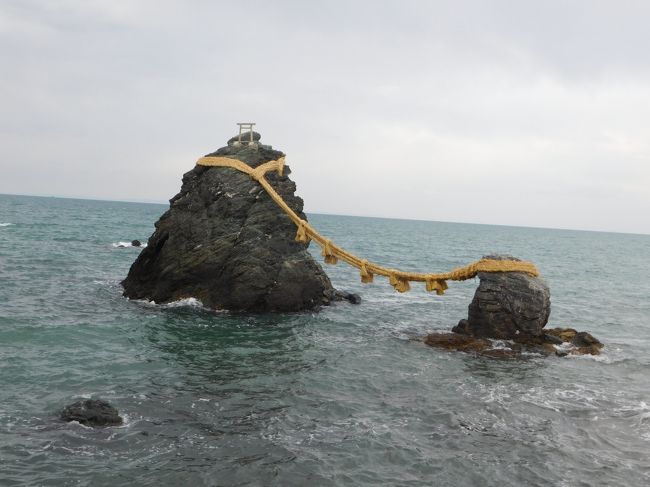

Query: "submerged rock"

xmin=423 ymin=330 xmax=603 ymax=358
xmin=546 ymin=327 xmax=604 ymax=355
xmin=424 ymin=333 xmax=491 ymax=353
xmin=121 ymin=132 xmax=336 ymax=312
xmin=131 ymin=239 xmax=142 ymax=247
xmin=423 ymin=333 xmax=523 ymax=358
xmin=61 ymin=399 xmax=123 ymax=427
xmin=337 ymin=291 xmax=362 ymax=305
xmin=452 ymin=254 xmax=551 ymax=340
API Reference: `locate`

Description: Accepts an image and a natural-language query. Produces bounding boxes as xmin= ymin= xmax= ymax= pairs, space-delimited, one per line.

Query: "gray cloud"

xmin=1 ymin=0 xmax=649 ymax=233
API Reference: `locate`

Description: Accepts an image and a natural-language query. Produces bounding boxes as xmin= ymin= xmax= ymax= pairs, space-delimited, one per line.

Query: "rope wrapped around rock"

xmin=196 ymin=156 xmax=540 ymax=294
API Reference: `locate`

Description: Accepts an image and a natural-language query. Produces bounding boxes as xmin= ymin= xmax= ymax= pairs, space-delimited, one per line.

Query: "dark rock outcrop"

xmin=131 ymin=239 xmax=141 ymax=247
xmin=452 ymin=254 xmax=551 ymax=339
xmin=121 ymin=133 xmax=336 ymax=312
xmin=61 ymin=399 xmax=123 ymax=427
xmin=425 ymin=255 xmax=603 ymax=357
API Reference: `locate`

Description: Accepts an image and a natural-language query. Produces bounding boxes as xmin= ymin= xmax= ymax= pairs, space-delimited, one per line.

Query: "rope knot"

xmin=295 ymin=220 xmax=311 ymax=244
xmin=389 ymin=272 xmax=411 ymax=293
xmin=425 ymin=279 xmax=448 ymax=295
xmin=359 ymin=259 xmax=374 ymax=283
xmin=321 ymin=239 xmax=338 ymax=265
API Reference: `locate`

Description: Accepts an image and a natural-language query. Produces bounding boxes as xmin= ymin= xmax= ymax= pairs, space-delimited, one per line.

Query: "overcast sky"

xmin=1 ymin=0 xmax=649 ymax=234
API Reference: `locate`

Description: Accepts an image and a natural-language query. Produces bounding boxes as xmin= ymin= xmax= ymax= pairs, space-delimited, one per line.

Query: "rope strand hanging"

xmin=196 ymin=155 xmax=540 ymax=294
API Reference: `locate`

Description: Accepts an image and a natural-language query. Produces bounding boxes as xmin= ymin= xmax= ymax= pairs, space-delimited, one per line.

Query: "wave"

xmin=0 ymin=223 xmax=12 ymax=227
xmin=112 ymin=241 xmax=148 ymax=248
xmin=131 ymin=297 xmax=208 ymax=309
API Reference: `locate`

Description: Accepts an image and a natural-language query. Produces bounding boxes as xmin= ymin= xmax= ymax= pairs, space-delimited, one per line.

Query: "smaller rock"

xmin=452 ymin=319 xmax=471 ymax=335
xmin=131 ymin=240 xmax=142 ymax=247
xmin=339 ymin=291 xmax=362 ymax=305
xmin=61 ymin=399 xmax=123 ymax=427
xmin=324 ymin=289 xmax=362 ymax=305
xmin=572 ymin=331 xmax=603 ymax=348
xmin=459 ymin=254 xmax=551 ymax=339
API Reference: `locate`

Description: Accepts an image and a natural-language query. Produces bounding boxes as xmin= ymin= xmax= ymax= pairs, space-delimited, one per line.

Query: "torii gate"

xmin=237 ymin=122 xmax=256 ymax=144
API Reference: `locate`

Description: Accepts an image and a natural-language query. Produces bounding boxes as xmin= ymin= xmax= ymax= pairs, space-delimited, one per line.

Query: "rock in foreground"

xmin=61 ymin=399 xmax=123 ymax=427
xmin=452 ymin=254 xmax=551 ymax=339
xmin=122 ymin=132 xmax=336 ymax=312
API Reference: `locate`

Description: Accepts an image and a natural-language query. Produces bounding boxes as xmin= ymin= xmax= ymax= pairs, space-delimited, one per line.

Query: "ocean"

xmin=1 ymin=193 xmax=649 ymax=486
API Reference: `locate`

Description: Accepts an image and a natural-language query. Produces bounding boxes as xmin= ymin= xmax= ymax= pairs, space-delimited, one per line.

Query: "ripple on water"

xmin=1 ymin=197 xmax=650 ymax=486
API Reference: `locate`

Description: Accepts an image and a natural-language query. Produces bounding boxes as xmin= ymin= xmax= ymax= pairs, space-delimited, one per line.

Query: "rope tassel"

xmin=321 ymin=239 xmax=338 ymax=265
xmin=359 ymin=260 xmax=374 ymax=283
xmin=295 ymin=220 xmax=310 ymax=244
xmin=426 ymin=279 xmax=448 ymax=295
xmin=389 ymin=273 xmax=411 ymax=293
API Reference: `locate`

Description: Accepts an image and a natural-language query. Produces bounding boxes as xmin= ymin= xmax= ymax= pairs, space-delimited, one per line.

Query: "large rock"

xmin=122 ymin=133 xmax=336 ymax=312
xmin=452 ymin=254 xmax=551 ymax=339
xmin=61 ymin=399 xmax=123 ymax=427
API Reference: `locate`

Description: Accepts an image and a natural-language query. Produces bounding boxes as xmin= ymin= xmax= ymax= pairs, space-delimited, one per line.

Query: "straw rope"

xmin=196 ymin=155 xmax=540 ymax=294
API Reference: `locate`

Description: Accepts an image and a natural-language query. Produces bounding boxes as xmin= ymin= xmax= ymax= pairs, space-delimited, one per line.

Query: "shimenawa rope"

xmin=196 ymin=155 xmax=540 ymax=294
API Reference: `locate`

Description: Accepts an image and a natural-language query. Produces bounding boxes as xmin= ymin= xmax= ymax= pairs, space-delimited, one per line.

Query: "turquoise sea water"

xmin=1 ymin=193 xmax=650 ymax=486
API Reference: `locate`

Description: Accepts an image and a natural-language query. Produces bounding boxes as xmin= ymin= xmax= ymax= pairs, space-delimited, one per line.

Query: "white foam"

xmin=566 ymin=351 xmax=612 ymax=363
xmin=132 ymin=297 xmax=207 ymax=309
xmin=164 ymin=297 xmax=204 ymax=308
xmin=112 ymin=241 xmax=147 ymax=248
xmin=487 ymin=339 xmax=514 ymax=350
xmin=0 ymin=223 xmax=12 ymax=227
xmin=553 ymin=342 xmax=612 ymax=362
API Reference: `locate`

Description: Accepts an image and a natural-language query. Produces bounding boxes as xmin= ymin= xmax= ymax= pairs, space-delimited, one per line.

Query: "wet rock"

xmin=426 ymin=326 xmax=604 ymax=358
xmin=423 ymin=333 xmax=523 ymax=358
xmin=546 ymin=327 xmax=604 ymax=355
xmin=131 ymin=239 xmax=141 ymax=247
xmin=338 ymin=291 xmax=362 ymax=305
xmin=546 ymin=327 xmax=578 ymax=342
xmin=452 ymin=254 xmax=550 ymax=340
xmin=572 ymin=331 xmax=603 ymax=348
xmin=60 ymin=399 xmax=123 ymax=427
xmin=543 ymin=333 xmax=564 ymax=345
xmin=122 ymin=132 xmax=336 ymax=312
xmin=424 ymin=333 xmax=491 ymax=353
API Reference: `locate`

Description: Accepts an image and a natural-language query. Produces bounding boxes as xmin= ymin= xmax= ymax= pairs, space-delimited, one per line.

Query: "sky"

xmin=1 ymin=0 xmax=649 ymax=234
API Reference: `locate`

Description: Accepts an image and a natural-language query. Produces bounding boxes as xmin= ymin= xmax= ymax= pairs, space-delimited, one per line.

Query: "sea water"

xmin=1 ymin=193 xmax=649 ymax=486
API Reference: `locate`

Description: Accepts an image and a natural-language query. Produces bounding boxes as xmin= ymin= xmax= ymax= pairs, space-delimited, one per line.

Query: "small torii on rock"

xmin=235 ymin=122 xmax=257 ymax=147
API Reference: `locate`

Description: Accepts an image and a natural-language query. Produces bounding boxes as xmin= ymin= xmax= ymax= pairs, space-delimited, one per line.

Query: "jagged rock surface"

xmin=452 ymin=254 xmax=551 ymax=339
xmin=122 ymin=134 xmax=336 ymax=312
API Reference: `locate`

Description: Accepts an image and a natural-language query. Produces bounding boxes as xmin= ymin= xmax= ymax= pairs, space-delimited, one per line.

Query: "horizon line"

xmin=1 ymin=191 xmax=648 ymax=238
